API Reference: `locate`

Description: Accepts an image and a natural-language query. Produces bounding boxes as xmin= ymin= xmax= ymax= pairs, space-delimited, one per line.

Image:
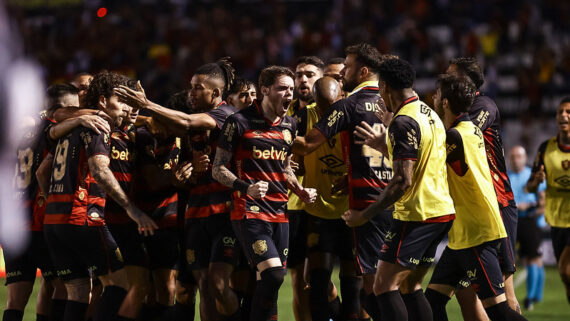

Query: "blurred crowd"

xmin=7 ymin=0 xmax=570 ymax=160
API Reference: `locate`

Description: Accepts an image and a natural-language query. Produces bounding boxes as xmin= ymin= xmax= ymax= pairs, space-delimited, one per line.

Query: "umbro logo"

xmin=319 ymin=154 xmax=344 ymax=169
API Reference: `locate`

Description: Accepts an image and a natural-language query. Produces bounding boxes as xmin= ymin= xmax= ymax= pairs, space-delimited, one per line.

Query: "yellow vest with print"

xmin=302 ymin=105 xmax=348 ymax=219
xmin=386 ymin=99 xmax=455 ymax=221
xmin=446 ymin=121 xmax=507 ymax=249
xmin=542 ymin=137 xmax=570 ymax=228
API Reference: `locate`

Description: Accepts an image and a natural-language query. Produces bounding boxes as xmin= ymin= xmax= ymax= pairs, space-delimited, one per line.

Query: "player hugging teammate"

xmin=4 ymin=46 xmax=539 ymax=321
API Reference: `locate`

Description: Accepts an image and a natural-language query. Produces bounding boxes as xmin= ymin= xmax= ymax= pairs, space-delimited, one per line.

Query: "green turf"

xmin=1 ymin=266 xmax=569 ymax=320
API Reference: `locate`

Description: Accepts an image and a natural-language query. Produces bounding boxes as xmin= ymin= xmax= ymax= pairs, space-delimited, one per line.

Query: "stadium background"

xmin=2 ymin=0 xmax=570 ymax=320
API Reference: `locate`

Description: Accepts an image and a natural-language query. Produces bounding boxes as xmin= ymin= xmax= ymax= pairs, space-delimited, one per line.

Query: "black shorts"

xmin=3 ymin=231 xmax=56 ymax=285
xmin=429 ymin=240 xmax=506 ymax=300
xmin=44 ymin=224 xmax=124 ymax=282
xmin=306 ymin=215 xmax=354 ymax=262
xmin=516 ymin=216 xmax=542 ymax=259
xmin=108 ymin=224 xmax=179 ymax=270
xmin=379 ymin=218 xmax=452 ymax=269
xmin=232 ymin=218 xmax=288 ymax=270
xmin=183 ymin=214 xmax=240 ymax=270
xmin=288 ymin=210 xmax=308 ymax=268
xmin=354 ymin=210 xmax=392 ymax=274
xmin=498 ymin=204 xmax=517 ymax=274
xmin=551 ymin=227 xmax=570 ymax=262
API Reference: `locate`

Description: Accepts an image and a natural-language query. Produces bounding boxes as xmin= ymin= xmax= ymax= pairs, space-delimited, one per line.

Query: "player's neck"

xmin=261 ymin=100 xmax=280 ymax=123
xmin=559 ymin=131 xmax=570 ymax=145
xmin=390 ymin=89 xmax=416 ymax=112
xmin=443 ymin=112 xmax=457 ymax=130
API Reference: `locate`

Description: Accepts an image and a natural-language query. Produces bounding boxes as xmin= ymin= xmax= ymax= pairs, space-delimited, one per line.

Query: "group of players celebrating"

xmin=4 ymin=41 xmax=570 ymax=321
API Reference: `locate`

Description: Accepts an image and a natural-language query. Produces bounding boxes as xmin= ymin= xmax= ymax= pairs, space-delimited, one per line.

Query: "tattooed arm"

xmin=212 ymin=147 xmax=268 ymax=199
xmin=88 ymin=155 xmax=157 ymax=235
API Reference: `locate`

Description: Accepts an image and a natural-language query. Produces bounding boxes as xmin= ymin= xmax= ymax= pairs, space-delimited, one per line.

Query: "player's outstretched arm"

xmin=292 ymin=128 xmax=327 ymax=156
xmin=49 ymin=114 xmax=110 ymax=139
xmin=284 ymin=155 xmax=316 ymax=204
xmin=88 ymin=155 xmax=157 ymax=235
xmin=212 ymin=147 xmax=268 ymax=199
xmin=342 ymin=159 xmax=414 ymax=227
xmin=114 ymin=82 xmax=216 ymax=135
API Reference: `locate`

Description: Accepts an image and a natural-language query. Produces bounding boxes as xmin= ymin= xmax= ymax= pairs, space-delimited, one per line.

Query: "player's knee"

xmin=260 ymin=267 xmax=285 ymax=292
xmin=6 ymin=283 xmax=34 ymax=309
xmin=207 ymin=272 xmax=228 ymax=300
xmin=64 ymin=278 xmax=91 ymax=302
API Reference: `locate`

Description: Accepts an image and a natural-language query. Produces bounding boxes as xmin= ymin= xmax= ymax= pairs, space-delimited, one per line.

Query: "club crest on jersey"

xmin=282 ymin=129 xmax=292 ymax=145
xmin=562 ymin=159 xmax=570 ymax=170
xmin=186 ymin=249 xmax=196 ymax=264
xmin=253 ymin=240 xmax=268 ymax=255
xmin=80 ymin=131 xmax=92 ymax=146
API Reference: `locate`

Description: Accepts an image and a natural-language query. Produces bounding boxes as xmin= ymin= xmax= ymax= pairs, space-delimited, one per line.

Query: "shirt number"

xmin=53 ymin=139 xmax=69 ymax=181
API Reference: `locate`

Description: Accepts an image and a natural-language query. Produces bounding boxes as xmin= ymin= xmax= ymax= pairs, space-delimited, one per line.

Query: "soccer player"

xmin=293 ymin=43 xmax=392 ymax=320
xmin=526 ymin=97 xmax=570 ymax=305
xmin=425 ymin=74 xmax=528 ymax=321
xmin=43 ymin=71 xmax=157 ymax=321
xmin=323 ymin=57 xmax=345 ymax=87
xmin=343 ymin=57 xmax=455 ymax=321
xmin=508 ymin=145 xmax=546 ymax=310
xmin=227 ymin=78 xmax=257 ymax=110
xmin=212 ymin=65 xmax=316 ymax=321
xmin=4 ymin=83 xmax=101 ymax=321
xmin=116 ymin=58 xmax=241 ymax=321
xmin=288 ymin=55 xmax=324 ymax=321
xmin=446 ymin=57 xmax=521 ymax=313
xmin=302 ymin=76 xmax=361 ymax=321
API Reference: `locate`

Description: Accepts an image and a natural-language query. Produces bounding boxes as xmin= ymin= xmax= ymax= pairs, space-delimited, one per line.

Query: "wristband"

xmin=233 ymin=179 xmax=250 ymax=194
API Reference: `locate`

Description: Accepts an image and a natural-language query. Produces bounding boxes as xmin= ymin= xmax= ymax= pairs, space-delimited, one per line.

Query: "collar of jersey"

xmin=348 ymin=81 xmax=379 ymax=97
xmin=451 ymin=112 xmax=470 ymax=128
xmin=253 ymin=99 xmax=283 ymax=126
xmin=394 ymin=96 xmax=419 ymax=115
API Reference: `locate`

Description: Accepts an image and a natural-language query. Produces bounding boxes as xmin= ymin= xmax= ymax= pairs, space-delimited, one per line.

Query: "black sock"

xmin=339 ymin=276 xmax=361 ymax=321
xmin=240 ymin=292 xmax=253 ymax=321
xmin=94 ymin=285 xmax=127 ymax=321
xmin=36 ymin=314 xmax=49 ymax=321
xmin=329 ymin=296 xmax=341 ymax=320
xmin=424 ymin=288 xmax=450 ymax=321
xmin=360 ymin=289 xmax=382 ymax=321
xmin=174 ymin=302 xmax=195 ymax=321
xmin=63 ymin=301 xmax=89 ymax=321
xmin=50 ymin=299 xmax=67 ymax=321
xmin=485 ymin=301 xmax=528 ymax=321
xmin=376 ymin=290 xmax=407 ymax=321
xmin=250 ymin=267 xmax=284 ymax=321
xmin=2 ymin=310 xmax=24 ymax=321
xmin=401 ymin=289 xmax=433 ymax=321
xmin=309 ymin=268 xmax=332 ymax=321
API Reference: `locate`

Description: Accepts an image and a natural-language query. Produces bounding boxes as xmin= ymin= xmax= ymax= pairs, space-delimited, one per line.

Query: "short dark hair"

xmin=345 ymin=43 xmax=382 ymax=73
xmin=449 ymin=57 xmax=484 ymax=89
xmin=84 ymin=71 xmax=134 ymax=110
xmin=228 ymin=78 xmax=248 ymax=96
xmin=296 ymin=56 xmax=324 ymax=70
xmin=437 ymin=74 xmax=476 ymax=115
xmin=46 ymin=83 xmax=79 ymax=112
xmin=560 ymin=97 xmax=570 ymax=105
xmin=378 ymin=58 xmax=415 ymax=90
xmin=258 ymin=66 xmax=294 ymax=89
xmin=326 ymin=57 xmax=345 ymax=65
xmin=194 ymin=57 xmax=236 ymax=95
xmin=167 ymin=90 xmax=192 ymax=114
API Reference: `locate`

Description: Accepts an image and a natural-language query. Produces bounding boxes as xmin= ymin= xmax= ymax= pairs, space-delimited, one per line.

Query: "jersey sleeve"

xmin=531 ymin=140 xmax=548 ymax=175
xmin=389 ymin=115 xmax=421 ymax=161
xmin=471 ymin=97 xmax=498 ymax=131
xmin=217 ymin=114 xmax=244 ymax=152
xmin=83 ymin=128 xmax=110 ymax=158
xmin=313 ymin=101 xmax=350 ymax=139
xmin=445 ymin=128 xmax=468 ymax=176
xmin=207 ymin=105 xmax=236 ymax=129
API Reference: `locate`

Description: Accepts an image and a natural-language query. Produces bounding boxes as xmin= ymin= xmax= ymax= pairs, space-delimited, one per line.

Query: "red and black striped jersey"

xmin=218 ymin=101 xmax=297 ymax=222
xmin=313 ymin=82 xmax=392 ymax=210
xmin=104 ymin=125 xmax=136 ymax=225
xmin=44 ymin=126 xmax=110 ymax=226
xmin=186 ymin=103 xmax=237 ymax=219
xmin=133 ymin=128 xmax=180 ymax=227
xmin=14 ymin=117 xmax=56 ymax=231
xmin=469 ymin=93 xmax=515 ymax=208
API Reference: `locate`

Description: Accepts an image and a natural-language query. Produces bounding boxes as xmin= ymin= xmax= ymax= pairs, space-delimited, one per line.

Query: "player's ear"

xmin=98 ymin=95 xmax=106 ymax=110
xmin=212 ymin=87 xmax=221 ymax=99
xmin=442 ymin=98 xmax=450 ymax=111
xmin=261 ymin=86 xmax=269 ymax=96
xmin=360 ymin=66 xmax=368 ymax=79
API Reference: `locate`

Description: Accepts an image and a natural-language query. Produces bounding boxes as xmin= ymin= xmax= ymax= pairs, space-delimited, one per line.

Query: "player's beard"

xmin=342 ymin=78 xmax=357 ymax=92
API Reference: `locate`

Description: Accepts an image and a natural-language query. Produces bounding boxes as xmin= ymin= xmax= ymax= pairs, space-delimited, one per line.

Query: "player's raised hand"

xmin=127 ymin=206 xmax=158 ymax=236
xmin=374 ymin=96 xmax=393 ymax=125
xmin=298 ymin=187 xmax=317 ymax=204
xmin=354 ymin=121 xmax=387 ymax=154
xmin=531 ymin=165 xmax=546 ymax=183
xmin=114 ymin=81 xmax=149 ymax=109
xmin=342 ymin=209 xmax=368 ymax=227
xmin=78 ymin=114 xmax=111 ymax=135
xmin=174 ymin=161 xmax=193 ymax=183
xmin=192 ymin=152 xmax=210 ymax=173
xmin=247 ymin=181 xmax=269 ymax=199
